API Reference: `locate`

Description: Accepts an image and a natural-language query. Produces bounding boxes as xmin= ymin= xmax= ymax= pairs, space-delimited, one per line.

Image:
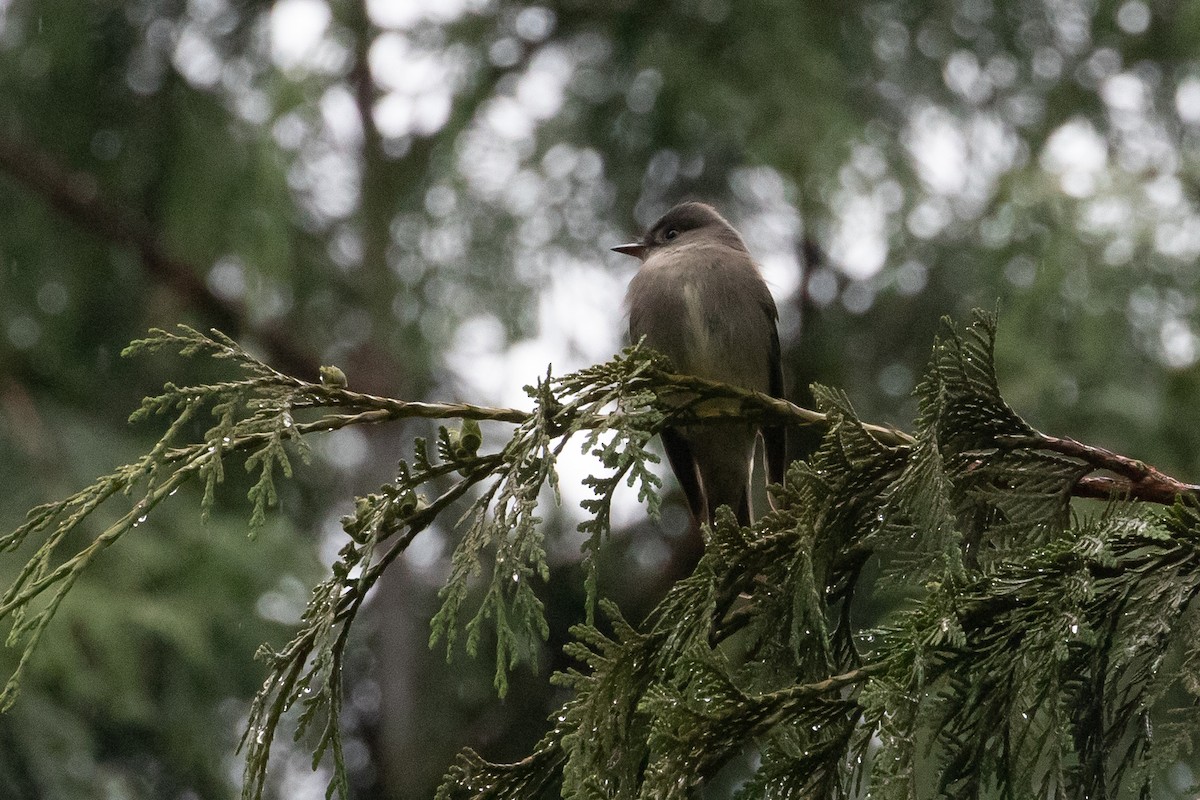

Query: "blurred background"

xmin=1 ymin=0 xmax=1200 ymax=797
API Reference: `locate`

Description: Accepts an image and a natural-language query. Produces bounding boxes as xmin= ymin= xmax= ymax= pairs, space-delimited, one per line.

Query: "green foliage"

xmin=0 ymin=327 xmax=676 ymax=798
xmin=438 ymin=311 xmax=1200 ymax=798
xmin=0 ymin=326 xmax=306 ymax=715
xmin=5 ymin=312 xmax=1200 ymax=799
xmin=429 ymin=347 xmax=671 ymax=692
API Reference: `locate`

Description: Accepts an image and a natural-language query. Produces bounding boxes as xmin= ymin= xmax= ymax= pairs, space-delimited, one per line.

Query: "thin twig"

xmin=776 ymin=659 xmax=891 ymax=701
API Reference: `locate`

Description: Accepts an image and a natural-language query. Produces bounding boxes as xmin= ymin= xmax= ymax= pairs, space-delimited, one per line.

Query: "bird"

xmin=614 ymin=201 xmax=786 ymax=531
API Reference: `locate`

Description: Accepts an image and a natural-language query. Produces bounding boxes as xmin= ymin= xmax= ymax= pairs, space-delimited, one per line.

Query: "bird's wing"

xmin=660 ymin=427 xmax=706 ymax=524
xmin=763 ymin=315 xmax=787 ymax=489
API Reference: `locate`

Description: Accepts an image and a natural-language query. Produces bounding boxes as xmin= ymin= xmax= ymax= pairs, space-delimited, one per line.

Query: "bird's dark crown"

xmin=642 ymin=202 xmax=747 ymax=252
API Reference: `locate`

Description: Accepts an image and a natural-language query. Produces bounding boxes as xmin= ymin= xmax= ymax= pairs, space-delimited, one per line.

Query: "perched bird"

xmin=615 ymin=201 xmax=786 ymax=530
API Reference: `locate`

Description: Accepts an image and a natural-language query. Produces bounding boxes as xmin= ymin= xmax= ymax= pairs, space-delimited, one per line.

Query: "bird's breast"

xmin=679 ymin=278 xmax=726 ymax=375
xmin=627 ymin=244 xmax=773 ymax=392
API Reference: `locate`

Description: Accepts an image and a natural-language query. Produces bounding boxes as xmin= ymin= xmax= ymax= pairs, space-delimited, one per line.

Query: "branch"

xmin=289 ymin=373 xmax=1200 ymax=509
xmin=998 ymin=433 xmax=1200 ymax=505
xmin=644 ymin=372 xmax=1199 ymax=506
xmin=657 ymin=370 xmax=915 ymax=447
xmin=0 ymin=132 xmax=319 ymax=378
xmin=292 ymin=390 xmax=529 ymax=425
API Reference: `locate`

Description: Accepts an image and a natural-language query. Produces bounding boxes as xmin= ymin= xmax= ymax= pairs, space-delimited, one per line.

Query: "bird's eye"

xmin=664 ymin=229 xmax=679 ymax=240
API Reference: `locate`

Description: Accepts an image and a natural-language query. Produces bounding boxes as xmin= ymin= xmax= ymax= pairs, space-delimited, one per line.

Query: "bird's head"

xmin=612 ymin=201 xmax=747 ymax=261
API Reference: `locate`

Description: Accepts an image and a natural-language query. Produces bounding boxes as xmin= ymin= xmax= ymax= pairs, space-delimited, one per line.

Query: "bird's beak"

xmin=612 ymin=242 xmax=648 ymax=260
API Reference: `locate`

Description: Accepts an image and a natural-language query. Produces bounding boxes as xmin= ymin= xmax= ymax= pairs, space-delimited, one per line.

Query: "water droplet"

xmin=137 ymin=514 xmax=148 ymax=524
xmin=168 ymin=487 xmax=178 ymax=496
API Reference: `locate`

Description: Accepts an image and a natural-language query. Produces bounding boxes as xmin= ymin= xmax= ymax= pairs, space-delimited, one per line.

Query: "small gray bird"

xmin=614 ymin=201 xmax=786 ymax=529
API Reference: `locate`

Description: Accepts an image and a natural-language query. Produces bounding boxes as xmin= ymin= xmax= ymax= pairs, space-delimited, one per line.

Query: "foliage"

xmin=439 ymin=310 xmax=1200 ymax=799
xmin=2 ymin=311 xmax=1200 ymax=799
xmin=0 ymin=324 xmax=675 ymax=798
